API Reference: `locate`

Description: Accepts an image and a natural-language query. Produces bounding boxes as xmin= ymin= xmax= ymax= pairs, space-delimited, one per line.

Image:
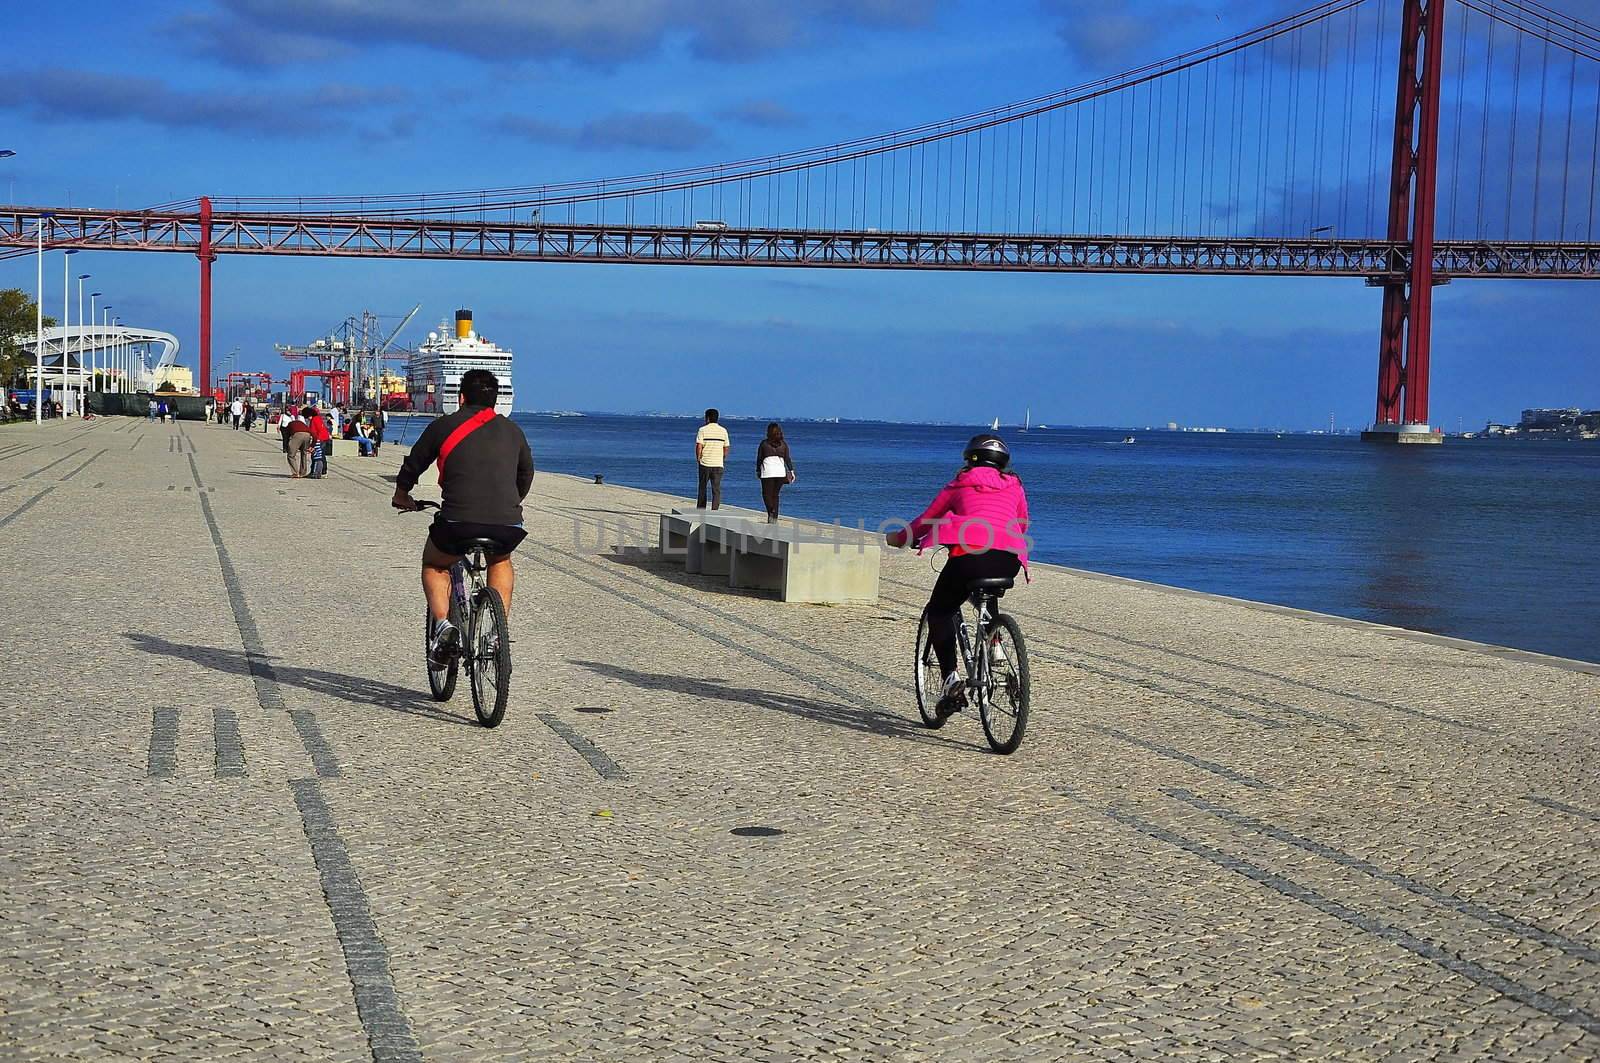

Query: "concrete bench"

xmin=660 ymin=507 xmax=880 ymax=605
xmin=658 ymin=506 xmax=766 ymax=574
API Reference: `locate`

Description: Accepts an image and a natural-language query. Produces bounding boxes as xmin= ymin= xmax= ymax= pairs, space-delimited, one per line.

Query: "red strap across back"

xmin=436 ymin=408 xmax=497 ymax=475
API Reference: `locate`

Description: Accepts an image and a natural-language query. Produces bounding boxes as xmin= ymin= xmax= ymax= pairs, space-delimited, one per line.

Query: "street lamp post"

xmin=76 ymin=274 xmax=91 ymax=400
xmin=33 ymin=214 xmax=58 ymax=423
xmin=88 ymin=293 xmax=101 ymax=391
xmin=61 ymin=250 xmax=77 ymax=415
xmin=97 ymin=304 xmax=110 ymax=391
xmin=118 ymin=318 xmax=130 ymax=392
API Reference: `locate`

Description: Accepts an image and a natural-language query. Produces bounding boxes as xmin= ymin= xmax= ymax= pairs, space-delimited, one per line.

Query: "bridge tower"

xmin=1364 ymin=0 xmax=1446 ymax=444
xmin=198 ymin=196 xmax=214 ymax=403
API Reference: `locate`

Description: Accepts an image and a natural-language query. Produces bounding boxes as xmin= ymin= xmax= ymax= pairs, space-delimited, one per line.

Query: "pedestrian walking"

xmin=242 ymin=401 xmax=256 ymax=432
xmin=285 ymin=408 xmax=314 ymax=478
xmin=157 ymin=400 xmax=168 ymax=423
xmin=230 ymin=397 xmax=244 ymax=429
xmin=147 ymin=398 xmax=157 ymax=422
xmin=694 ymin=408 xmax=731 ymax=510
xmin=756 ymin=422 xmax=796 ymax=522
xmin=277 ymin=408 xmax=293 ymax=453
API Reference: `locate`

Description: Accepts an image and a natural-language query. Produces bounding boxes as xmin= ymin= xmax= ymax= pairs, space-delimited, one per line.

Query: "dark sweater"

xmin=398 ymin=407 xmax=535 ymax=525
xmin=756 ymin=438 xmax=793 ymax=477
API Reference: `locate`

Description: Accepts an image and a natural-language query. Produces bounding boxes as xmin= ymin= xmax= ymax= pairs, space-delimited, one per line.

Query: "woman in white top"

xmin=755 ymin=422 xmax=795 ymax=523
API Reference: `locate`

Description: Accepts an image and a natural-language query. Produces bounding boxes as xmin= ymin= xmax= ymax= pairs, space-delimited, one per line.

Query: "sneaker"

xmin=428 ymin=619 xmax=459 ymax=667
xmin=936 ymin=672 xmax=966 ymax=718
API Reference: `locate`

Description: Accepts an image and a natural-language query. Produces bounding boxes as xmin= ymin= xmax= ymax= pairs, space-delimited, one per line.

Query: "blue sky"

xmin=4 ymin=0 xmax=1596 ymax=429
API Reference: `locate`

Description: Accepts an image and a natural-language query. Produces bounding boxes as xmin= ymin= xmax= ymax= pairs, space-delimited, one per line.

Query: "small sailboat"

xmin=1122 ymin=436 xmax=1136 ymax=444
xmin=989 ymin=416 xmax=1001 ymax=432
xmin=1021 ymin=408 xmax=1030 ymax=433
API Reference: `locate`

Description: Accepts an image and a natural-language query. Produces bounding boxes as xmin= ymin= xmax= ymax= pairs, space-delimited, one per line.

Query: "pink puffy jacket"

xmin=906 ymin=465 xmax=1031 ymax=568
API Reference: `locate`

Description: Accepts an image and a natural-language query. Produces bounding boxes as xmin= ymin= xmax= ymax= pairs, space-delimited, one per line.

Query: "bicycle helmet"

xmin=963 ymin=433 xmax=1011 ymax=469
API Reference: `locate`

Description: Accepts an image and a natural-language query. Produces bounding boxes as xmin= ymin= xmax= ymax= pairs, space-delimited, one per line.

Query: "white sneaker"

xmin=428 ymin=619 xmax=459 ymax=667
xmin=936 ymin=672 xmax=966 ymax=718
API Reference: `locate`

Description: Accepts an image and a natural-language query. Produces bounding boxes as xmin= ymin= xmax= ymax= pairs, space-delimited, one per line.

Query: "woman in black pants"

xmin=888 ymin=433 xmax=1031 ymax=713
xmin=756 ymin=422 xmax=795 ymax=522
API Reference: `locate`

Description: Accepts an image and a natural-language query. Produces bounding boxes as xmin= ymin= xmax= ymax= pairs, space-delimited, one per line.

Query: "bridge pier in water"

xmin=1365 ymin=0 xmax=1445 ymax=446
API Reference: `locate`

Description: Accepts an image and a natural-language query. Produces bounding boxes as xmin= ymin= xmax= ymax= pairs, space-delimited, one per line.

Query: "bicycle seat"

xmin=967 ymin=577 xmax=1015 ymax=592
xmin=457 ymin=538 xmax=503 ymax=554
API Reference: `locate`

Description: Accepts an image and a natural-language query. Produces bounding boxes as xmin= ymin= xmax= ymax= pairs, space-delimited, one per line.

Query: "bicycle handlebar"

xmin=397 ymin=499 xmax=440 ymax=513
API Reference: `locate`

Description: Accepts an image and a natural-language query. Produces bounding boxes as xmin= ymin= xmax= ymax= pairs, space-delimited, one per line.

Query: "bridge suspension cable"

xmin=9 ymin=0 xmax=1599 ymax=257
xmin=182 ymin=0 xmax=1383 ymax=236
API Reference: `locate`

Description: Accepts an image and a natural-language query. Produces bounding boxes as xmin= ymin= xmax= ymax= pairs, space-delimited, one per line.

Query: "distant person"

xmin=354 ymin=419 xmax=376 ymax=456
xmin=243 ymin=401 xmax=256 ymax=432
xmin=329 ymin=404 xmax=343 ymax=438
xmin=147 ymin=398 xmax=158 ymax=422
xmin=887 ymin=434 xmax=1031 ymax=718
xmin=285 ymin=408 xmax=314 ymax=478
xmin=229 ymin=397 xmax=243 ymax=429
xmin=756 ymin=422 xmax=795 ymax=523
xmin=277 ymin=409 xmax=293 ymax=453
xmin=156 ymin=400 xmax=167 ymax=423
xmin=372 ymin=407 xmax=387 ymax=451
xmin=694 ymin=408 xmax=731 ymax=510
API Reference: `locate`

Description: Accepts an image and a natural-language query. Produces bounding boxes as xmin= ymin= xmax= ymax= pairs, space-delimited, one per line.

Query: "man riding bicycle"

xmin=391 ymin=370 xmax=534 ymax=665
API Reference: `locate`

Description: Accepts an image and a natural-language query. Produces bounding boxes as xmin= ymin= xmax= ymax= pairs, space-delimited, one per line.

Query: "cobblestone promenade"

xmin=2 ymin=417 xmax=1598 ymax=1061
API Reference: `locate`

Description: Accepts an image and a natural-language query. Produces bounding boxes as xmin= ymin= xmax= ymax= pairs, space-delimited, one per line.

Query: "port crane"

xmin=274 ymin=303 xmax=420 ymax=409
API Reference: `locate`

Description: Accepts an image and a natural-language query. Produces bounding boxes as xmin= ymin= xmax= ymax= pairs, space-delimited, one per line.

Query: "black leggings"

xmin=760 ymin=476 xmax=785 ymax=519
xmin=926 ymin=551 xmax=1022 ymax=678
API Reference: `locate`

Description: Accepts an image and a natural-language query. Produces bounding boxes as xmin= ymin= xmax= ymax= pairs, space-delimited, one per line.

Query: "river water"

xmin=392 ymin=413 xmax=1598 ymax=664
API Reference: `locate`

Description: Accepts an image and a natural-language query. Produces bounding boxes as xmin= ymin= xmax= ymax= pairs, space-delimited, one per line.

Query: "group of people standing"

xmin=693 ymin=408 xmax=796 ymax=522
xmin=277 ymin=407 xmax=332 ymax=478
xmin=223 ymin=397 xmax=256 ymax=430
xmin=272 ymin=403 xmax=389 ymax=478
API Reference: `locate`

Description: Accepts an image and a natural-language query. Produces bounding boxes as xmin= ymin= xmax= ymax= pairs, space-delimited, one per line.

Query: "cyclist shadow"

xmin=595 ymin=548 xmax=766 ymax=599
xmin=124 ymin=632 xmax=479 ymax=727
xmin=569 ymin=659 xmax=945 ymax=746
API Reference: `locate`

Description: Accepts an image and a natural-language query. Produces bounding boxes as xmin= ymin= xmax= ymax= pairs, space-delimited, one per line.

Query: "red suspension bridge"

xmin=5 ymin=0 xmax=1598 ymax=440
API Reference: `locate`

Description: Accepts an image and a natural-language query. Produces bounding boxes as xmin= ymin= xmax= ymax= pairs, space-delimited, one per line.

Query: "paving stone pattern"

xmin=1 ymin=416 xmax=1597 ymax=1061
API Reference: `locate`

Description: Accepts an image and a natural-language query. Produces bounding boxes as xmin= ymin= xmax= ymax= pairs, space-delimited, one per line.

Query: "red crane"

xmin=288 ymin=368 xmax=350 ymax=407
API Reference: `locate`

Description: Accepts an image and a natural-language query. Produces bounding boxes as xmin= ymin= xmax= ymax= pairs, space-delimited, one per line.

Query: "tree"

xmin=0 ymin=288 xmax=56 ymax=387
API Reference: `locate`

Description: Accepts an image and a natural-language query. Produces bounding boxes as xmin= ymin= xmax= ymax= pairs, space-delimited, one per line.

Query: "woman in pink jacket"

xmin=888 ymin=434 xmax=1031 ymax=710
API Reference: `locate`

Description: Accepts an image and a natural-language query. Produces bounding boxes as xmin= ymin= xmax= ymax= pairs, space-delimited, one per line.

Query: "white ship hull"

xmin=407 ymin=313 xmax=514 ymax=416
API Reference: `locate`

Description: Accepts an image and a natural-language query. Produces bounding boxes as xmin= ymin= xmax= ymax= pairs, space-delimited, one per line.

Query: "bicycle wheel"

xmin=468 ymin=587 xmax=511 ymax=728
xmin=913 ymin=609 xmax=949 ymax=729
xmin=424 ymin=607 xmax=458 ymax=701
xmin=979 ymin=614 xmax=1030 ymax=754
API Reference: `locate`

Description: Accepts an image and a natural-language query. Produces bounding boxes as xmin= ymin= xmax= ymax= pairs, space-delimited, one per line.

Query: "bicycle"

xmin=408 ymin=501 xmax=512 ymax=727
xmin=913 ymin=572 xmax=1031 ymax=754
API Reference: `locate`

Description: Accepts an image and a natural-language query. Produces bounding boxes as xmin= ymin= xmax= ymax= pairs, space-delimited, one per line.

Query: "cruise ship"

xmin=406 ymin=309 xmax=515 ymax=416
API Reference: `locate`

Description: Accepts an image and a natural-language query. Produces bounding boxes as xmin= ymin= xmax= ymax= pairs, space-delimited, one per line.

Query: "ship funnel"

xmin=455 ymin=308 xmax=473 ymax=340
